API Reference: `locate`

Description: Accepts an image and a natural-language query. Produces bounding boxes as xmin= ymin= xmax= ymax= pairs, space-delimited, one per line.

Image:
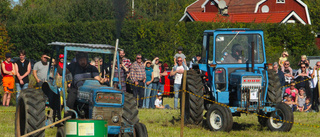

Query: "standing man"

xmin=311 ymin=61 xmax=320 ymax=112
xmin=15 ymin=50 xmax=31 ymax=103
xmin=119 ymin=49 xmax=132 ymax=70
xmin=130 ymin=54 xmax=146 ymax=108
xmin=273 ymin=62 xmax=285 ymax=96
xmin=33 ymin=54 xmax=50 ymax=87
xmin=170 ymin=57 xmax=188 ymax=109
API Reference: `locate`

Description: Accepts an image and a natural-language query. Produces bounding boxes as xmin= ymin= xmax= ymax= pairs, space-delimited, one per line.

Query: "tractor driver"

xmin=223 ymin=44 xmax=243 ymax=63
xmin=65 ymin=52 xmax=106 ymax=117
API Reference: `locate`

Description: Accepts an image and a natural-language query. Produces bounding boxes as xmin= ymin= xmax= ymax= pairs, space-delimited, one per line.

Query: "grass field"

xmin=1 ymin=97 xmax=320 ymax=137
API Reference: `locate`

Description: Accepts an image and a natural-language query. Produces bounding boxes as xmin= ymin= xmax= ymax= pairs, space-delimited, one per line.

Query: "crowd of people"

xmin=274 ymin=51 xmax=320 ymax=112
xmin=4 ymin=48 xmax=318 ymax=113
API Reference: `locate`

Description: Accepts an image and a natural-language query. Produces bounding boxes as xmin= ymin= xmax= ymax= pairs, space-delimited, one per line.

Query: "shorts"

xmin=3 ymin=76 xmax=14 ymax=93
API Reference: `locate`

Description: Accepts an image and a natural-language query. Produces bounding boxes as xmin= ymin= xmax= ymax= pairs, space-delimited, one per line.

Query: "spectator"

xmin=294 ymin=63 xmax=311 ymax=98
xmin=303 ymin=98 xmax=312 ymax=112
xmin=170 ymin=57 xmax=188 ymax=109
xmin=310 ymin=61 xmax=320 ymax=112
xmin=142 ymin=60 xmax=153 ymax=109
xmin=285 ymin=82 xmax=298 ymax=101
xmin=151 ymin=57 xmax=161 ymax=109
xmin=284 ymin=95 xmax=295 ymax=110
xmin=1 ymin=53 xmax=15 ymax=106
xmin=130 ymin=54 xmax=146 ymax=108
xmin=155 ymin=93 xmax=171 ymax=109
xmin=119 ymin=49 xmax=132 ymax=70
xmin=278 ymin=51 xmax=288 ymax=68
xmin=295 ymin=87 xmax=306 ymax=112
xmin=14 ymin=50 xmax=31 ymax=104
xmin=33 ymin=54 xmax=50 ymax=87
xmin=159 ymin=60 xmax=168 ymax=93
xmin=189 ymin=54 xmax=201 ymax=69
xmin=281 ymin=61 xmax=294 ymax=86
xmin=174 ymin=46 xmax=187 ymax=67
xmin=298 ymin=55 xmax=309 ymax=68
xmin=55 ymin=54 xmax=65 ymax=87
xmin=273 ymin=62 xmax=285 ymax=95
xmin=113 ymin=60 xmax=129 ymax=92
xmin=223 ymin=44 xmax=243 ymax=63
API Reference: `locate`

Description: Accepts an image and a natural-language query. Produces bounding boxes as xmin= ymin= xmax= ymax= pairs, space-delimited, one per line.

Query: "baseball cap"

xmin=5 ymin=53 xmax=11 ymax=58
xmin=163 ymin=63 xmax=169 ymax=68
xmin=59 ymin=54 xmax=64 ymax=59
xmin=177 ymin=46 xmax=183 ymax=51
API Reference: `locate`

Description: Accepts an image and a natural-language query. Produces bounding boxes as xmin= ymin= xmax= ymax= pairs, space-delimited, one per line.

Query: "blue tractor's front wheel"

xmin=267 ymin=102 xmax=294 ymax=131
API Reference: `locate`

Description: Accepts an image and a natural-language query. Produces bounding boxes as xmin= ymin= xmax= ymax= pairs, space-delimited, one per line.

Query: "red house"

xmin=180 ymin=0 xmax=311 ymax=25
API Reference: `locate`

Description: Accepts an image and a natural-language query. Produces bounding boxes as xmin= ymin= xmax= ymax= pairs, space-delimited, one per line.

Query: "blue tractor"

xmin=184 ymin=29 xmax=293 ymax=132
xmin=15 ymin=42 xmax=148 ymax=136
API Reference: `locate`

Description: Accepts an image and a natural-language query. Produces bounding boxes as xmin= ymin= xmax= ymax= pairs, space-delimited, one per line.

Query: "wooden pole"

xmin=20 ymin=116 xmax=71 ymax=137
xmin=110 ymin=39 xmax=119 ymax=87
xmin=180 ymin=70 xmax=187 ymax=137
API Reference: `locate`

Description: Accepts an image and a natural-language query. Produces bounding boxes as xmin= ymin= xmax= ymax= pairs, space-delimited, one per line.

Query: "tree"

xmin=0 ymin=23 xmax=14 ymax=59
xmin=0 ymin=0 xmax=11 ymax=23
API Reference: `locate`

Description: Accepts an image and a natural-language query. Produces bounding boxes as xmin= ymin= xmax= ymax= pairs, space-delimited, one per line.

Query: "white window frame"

xmin=276 ymin=0 xmax=285 ymax=3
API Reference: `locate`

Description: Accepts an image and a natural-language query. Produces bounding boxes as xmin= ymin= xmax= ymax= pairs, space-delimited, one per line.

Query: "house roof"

xmin=186 ymin=11 xmax=306 ymax=24
xmin=186 ymin=0 xmax=261 ymax=13
xmin=228 ymin=12 xmax=291 ymax=23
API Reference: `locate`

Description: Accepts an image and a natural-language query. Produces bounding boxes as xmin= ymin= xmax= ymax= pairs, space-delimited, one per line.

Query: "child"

xmin=303 ymin=98 xmax=312 ymax=112
xmin=174 ymin=46 xmax=187 ymax=67
xmin=278 ymin=51 xmax=288 ymax=68
xmin=298 ymin=55 xmax=309 ymax=68
xmin=284 ymin=95 xmax=295 ymax=110
xmin=155 ymin=93 xmax=171 ymax=109
xmin=1 ymin=53 xmax=15 ymax=106
xmin=295 ymin=87 xmax=306 ymax=112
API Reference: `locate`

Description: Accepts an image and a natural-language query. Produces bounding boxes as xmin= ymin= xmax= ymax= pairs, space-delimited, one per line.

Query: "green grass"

xmin=1 ymin=97 xmax=320 ymax=137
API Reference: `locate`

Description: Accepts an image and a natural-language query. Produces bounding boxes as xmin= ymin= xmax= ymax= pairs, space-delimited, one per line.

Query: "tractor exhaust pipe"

xmin=251 ymin=42 xmax=254 ymax=72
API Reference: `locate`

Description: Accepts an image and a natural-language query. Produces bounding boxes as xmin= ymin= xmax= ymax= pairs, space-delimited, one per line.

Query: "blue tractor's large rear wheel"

xmin=183 ymin=70 xmax=204 ymax=125
xmin=15 ymin=88 xmax=46 ymax=137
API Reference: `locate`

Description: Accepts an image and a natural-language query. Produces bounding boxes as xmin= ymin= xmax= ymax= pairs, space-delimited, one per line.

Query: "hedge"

xmin=7 ymin=20 xmax=318 ymax=69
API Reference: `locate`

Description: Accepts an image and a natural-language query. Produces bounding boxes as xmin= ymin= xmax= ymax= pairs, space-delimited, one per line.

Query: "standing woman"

xmin=143 ymin=60 xmax=153 ymax=109
xmin=2 ymin=53 xmax=15 ymax=106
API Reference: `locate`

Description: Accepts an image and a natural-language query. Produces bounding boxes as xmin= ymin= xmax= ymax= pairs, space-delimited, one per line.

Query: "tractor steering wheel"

xmin=74 ymin=78 xmax=100 ymax=88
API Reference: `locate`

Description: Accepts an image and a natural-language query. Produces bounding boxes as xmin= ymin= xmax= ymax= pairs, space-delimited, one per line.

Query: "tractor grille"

xmin=92 ymin=107 xmax=122 ymax=126
xmin=96 ymin=92 xmax=122 ymax=104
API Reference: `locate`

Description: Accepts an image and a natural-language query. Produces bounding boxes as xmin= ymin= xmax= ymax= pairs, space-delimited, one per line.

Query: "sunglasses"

xmin=317 ymin=65 xmax=320 ymax=67
xmin=290 ymin=85 xmax=295 ymax=86
xmin=284 ymin=64 xmax=289 ymax=65
xmin=301 ymin=66 xmax=306 ymax=68
xmin=177 ymin=60 xmax=183 ymax=62
xmin=136 ymin=57 xmax=142 ymax=59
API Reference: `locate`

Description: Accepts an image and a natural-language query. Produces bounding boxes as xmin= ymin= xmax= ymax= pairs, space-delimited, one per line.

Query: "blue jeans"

xmin=158 ymin=83 xmax=164 ymax=93
xmin=16 ymin=83 xmax=29 ymax=104
xmin=174 ymin=84 xmax=181 ymax=109
xmin=143 ymin=83 xmax=152 ymax=108
xmin=150 ymin=82 xmax=159 ymax=109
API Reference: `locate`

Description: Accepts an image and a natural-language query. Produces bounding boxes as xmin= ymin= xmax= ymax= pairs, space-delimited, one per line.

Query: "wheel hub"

xmin=210 ymin=111 xmax=222 ymax=129
xmin=270 ymin=110 xmax=284 ymax=129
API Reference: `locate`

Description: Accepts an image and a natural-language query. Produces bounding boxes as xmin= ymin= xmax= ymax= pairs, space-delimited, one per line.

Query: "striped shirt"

xmin=122 ymin=57 xmax=132 ymax=68
xmin=130 ymin=61 xmax=146 ymax=82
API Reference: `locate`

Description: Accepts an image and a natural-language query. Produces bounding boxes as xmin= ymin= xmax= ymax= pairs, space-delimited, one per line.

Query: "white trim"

xmin=254 ymin=0 xmax=311 ymax=25
xmin=183 ymin=0 xmax=200 ymax=13
xmin=201 ymin=0 xmax=210 ymax=8
xmin=296 ymin=0 xmax=311 ymax=25
xmin=254 ymin=0 xmax=267 ymax=13
xmin=179 ymin=13 xmax=195 ymax=22
xmin=281 ymin=11 xmax=306 ymax=25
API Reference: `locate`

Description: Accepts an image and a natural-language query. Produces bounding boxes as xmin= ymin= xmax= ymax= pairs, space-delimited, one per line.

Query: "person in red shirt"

xmin=1 ymin=53 xmax=15 ymax=106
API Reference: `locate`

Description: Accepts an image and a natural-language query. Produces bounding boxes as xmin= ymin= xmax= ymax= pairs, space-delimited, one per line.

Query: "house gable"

xmin=255 ymin=0 xmax=311 ymax=24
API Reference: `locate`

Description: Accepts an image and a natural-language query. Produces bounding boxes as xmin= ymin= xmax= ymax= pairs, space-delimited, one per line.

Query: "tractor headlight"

xmin=112 ymin=116 xmax=119 ymax=123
